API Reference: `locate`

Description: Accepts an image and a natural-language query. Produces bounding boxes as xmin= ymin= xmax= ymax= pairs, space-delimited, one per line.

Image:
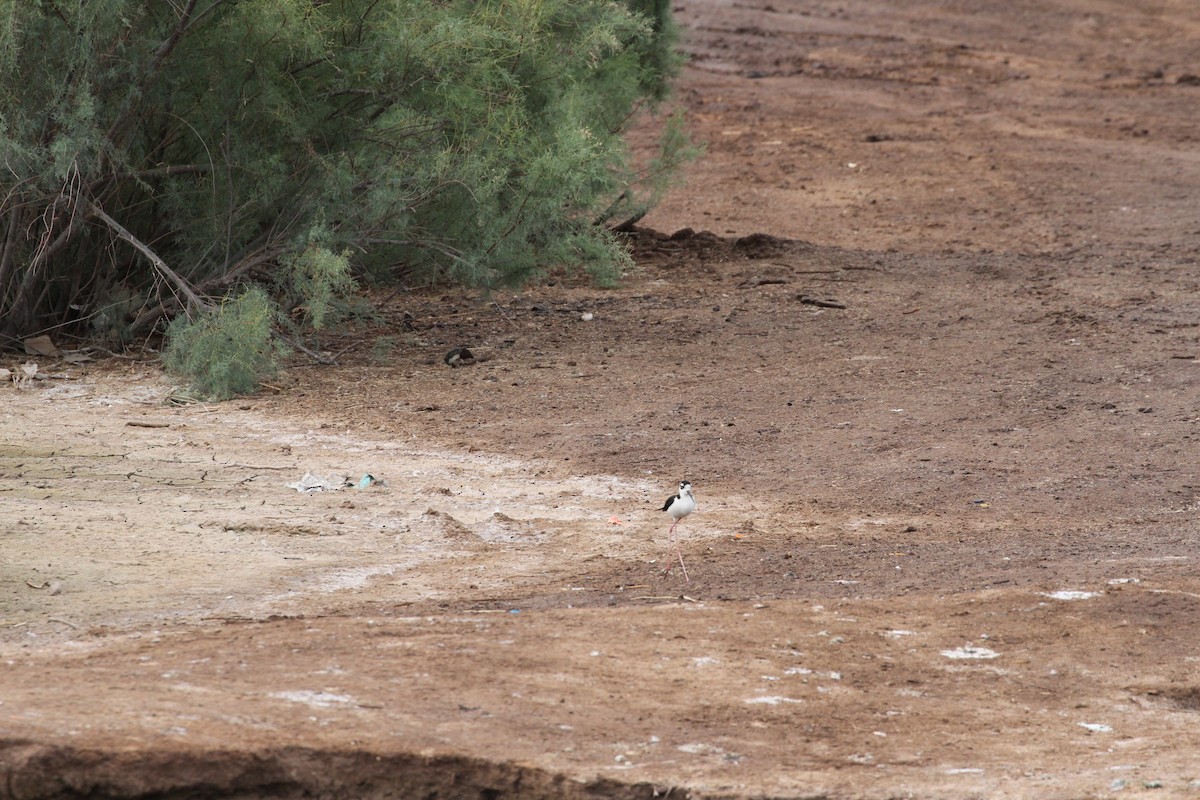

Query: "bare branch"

xmin=609 ymin=208 xmax=648 ymax=233
xmin=88 ymin=202 xmax=212 ymax=314
xmin=0 ymin=208 xmax=24 ymax=300
xmin=275 ymin=328 xmax=336 ymax=365
xmin=198 ymin=245 xmax=288 ymax=290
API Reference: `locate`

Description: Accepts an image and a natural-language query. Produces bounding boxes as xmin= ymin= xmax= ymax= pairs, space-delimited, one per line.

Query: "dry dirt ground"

xmin=4 ymin=1 xmax=1200 ymax=798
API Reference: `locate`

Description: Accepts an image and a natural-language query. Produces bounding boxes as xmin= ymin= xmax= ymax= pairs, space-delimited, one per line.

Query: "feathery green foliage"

xmin=162 ymin=286 xmax=284 ymax=401
xmin=279 ymin=229 xmax=356 ymax=331
xmin=0 ymin=0 xmax=688 ymax=393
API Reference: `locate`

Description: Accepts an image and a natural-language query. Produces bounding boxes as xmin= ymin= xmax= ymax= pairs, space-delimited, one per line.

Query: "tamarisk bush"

xmin=0 ymin=0 xmax=689 ymax=391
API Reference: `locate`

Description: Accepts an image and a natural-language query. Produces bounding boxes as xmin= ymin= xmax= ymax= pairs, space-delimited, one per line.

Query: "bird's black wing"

xmin=661 ymin=493 xmax=678 ymax=512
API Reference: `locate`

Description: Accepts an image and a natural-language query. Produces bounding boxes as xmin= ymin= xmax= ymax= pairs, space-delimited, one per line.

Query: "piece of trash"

xmin=1078 ymin=722 xmax=1113 ymax=733
xmin=607 ymin=516 xmax=625 ymax=526
xmin=23 ymin=335 xmax=59 ymax=357
xmin=1042 ymin=590 xmax=1101 ymax=601
xmin=581 ymin=312 xmax=594 ymax=321
xmin=355 ymin=473 xmax=382 ymax=489
xmin=286 ymin=473 xmax=345 ymax=493
xmin=940 ymin=644 xmax=1000 ymax=660
xmin=972 ymin=499 xmax=991 ymax=508
xmin=508 ymin=609 xmax=520 ymax=614
xmin=1143 ymin=781 xmax=1163 ymax=789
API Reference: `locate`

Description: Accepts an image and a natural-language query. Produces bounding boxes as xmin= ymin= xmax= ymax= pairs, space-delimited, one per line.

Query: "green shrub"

xmin=0 ymin=0 xmax=688 ymax=351
xmin=163 ymin=286 xmax=286 ymax=400
xmin=280 ymin=241 xmax=357 ymax=332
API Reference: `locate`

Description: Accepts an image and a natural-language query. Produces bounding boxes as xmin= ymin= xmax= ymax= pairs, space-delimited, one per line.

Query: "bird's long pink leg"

xmin=663 ymin=520 xmax=677 ymax=574
xmin=664 ymin=520 xmax=689 ymax=582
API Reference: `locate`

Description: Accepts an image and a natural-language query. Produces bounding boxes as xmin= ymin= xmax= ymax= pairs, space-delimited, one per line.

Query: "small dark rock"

xmin=444 ymin=347 xmax=476 ymax=367
xmin=734 ymin=232 xmax=790 ymax=257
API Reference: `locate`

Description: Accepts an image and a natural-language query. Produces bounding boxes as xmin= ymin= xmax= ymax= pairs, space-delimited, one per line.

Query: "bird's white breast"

xmin=668 ymin=492 xmax=696 ymax=520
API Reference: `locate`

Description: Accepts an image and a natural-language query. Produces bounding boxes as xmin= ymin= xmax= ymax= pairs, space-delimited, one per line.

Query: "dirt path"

xmin=3 ymin=1 xmax=1200 ymax=798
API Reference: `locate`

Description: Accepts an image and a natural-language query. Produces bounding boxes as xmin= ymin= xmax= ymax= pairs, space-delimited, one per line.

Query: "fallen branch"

xmin=88 ymin=202 xmax=212 ymax=314
xmin=275 ymin=327 xmax=337 ymax=365
xmin=798 ymin=295 xmax=847 ymax=309
xmin=609 ymin=208 xmax=648 ymax=233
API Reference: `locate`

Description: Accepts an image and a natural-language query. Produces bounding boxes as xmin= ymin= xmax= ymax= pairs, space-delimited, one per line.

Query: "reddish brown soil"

xmin=4 ymin=1 xmax=1200 ymax=797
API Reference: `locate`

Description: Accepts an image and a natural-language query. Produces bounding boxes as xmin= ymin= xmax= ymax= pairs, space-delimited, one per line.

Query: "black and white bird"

xmin=661 ymin=480 xmax=697 ymax=582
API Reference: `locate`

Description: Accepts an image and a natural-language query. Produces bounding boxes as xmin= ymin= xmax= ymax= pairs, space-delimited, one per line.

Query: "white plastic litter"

xmin=286 ymin=473 xmax=382 ymax=492
xmin=286 ymin=473 xmax=342 ymax=492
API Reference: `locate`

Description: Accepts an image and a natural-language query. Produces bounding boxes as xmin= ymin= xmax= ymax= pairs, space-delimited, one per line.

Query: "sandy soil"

xmin=3 ymin=1 xmax=1200 ymax=797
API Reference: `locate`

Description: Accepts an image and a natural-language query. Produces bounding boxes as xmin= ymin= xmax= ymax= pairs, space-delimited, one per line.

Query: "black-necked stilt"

xmin=661 ymin=480 xmax=697 ymax=582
